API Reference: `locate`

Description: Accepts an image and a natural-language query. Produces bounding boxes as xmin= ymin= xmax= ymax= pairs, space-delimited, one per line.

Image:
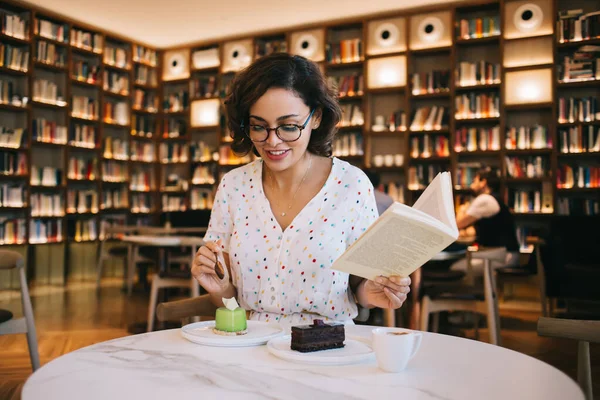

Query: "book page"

xmin=412 ymin=172 xmax=457 ymax=234
xmin=332 ymin=211 xmax=457 ymax=281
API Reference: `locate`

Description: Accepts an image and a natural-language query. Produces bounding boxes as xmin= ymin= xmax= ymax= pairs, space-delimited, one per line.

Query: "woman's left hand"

xmin=359 ymin=276 xmax=411 ymax=309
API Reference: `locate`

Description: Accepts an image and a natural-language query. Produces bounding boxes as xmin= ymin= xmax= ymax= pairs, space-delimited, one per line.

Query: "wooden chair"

xmin=0 ymin=251 xmax=40 ymax=371
xmin=537 ymin=317 xmax=600 ymax=400
xmin=496 ymin=238 xmax=549 ymax=316
xmin=96 ymin=225 xmax=139 ymax=288
xmin=420 ymin=247 xmax=506 ymax=346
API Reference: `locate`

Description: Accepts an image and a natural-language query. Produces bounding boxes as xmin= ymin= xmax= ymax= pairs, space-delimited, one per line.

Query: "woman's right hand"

xmin=192 ymin=240 xmax=232 ymax=294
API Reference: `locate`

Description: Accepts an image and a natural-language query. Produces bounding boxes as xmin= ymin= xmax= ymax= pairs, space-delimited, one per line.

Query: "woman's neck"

xmin=264 ymin=153 xmax=313 ymax=192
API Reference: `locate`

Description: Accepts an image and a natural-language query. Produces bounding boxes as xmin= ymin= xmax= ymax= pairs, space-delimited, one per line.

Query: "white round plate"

xmin=267 ymin=335 xmax=375 ymax=366
xmin=181 ymin=321 xmax=284 ymax=347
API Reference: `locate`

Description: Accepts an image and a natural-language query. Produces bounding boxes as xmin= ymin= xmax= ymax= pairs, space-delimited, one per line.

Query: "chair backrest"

xmin=0 ymin=250 xmax=24 ymax=270
xmin=538 ymin=317 xmax=600 ymax=344
xmin=470 ymin=247 xmax=507 ymax=264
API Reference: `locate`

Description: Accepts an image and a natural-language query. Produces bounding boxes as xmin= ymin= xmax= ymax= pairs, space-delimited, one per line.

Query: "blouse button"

xmin=271 ymin=295 xmax=275 ymax=300
xmin=270 ymin=287 xmax=275 ymax=292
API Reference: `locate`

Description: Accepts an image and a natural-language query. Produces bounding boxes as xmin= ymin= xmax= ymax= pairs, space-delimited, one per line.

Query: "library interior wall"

xmin=0 ymin=0 xmax=599 ymax=287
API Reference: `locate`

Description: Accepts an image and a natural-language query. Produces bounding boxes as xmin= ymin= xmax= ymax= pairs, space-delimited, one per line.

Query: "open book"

xmin=332 ymin=172 xmax=459 ymax=280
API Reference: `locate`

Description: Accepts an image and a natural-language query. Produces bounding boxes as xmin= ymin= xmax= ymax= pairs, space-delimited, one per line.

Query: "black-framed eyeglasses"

xmin=241 ymin=109 xmax=316 ymax=143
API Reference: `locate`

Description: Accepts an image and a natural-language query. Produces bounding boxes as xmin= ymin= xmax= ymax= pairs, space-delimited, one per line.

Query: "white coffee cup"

xmin=372 ymin=328 xmax=422 ymax=372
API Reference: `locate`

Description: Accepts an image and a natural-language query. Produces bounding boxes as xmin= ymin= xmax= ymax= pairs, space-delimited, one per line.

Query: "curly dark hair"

xmin=477 ymin=166 xmax=501 ymax=192
xmin=224 ymin=53 xmax=342 ymax=157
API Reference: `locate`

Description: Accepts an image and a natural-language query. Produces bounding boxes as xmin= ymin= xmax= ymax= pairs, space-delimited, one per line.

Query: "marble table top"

xmin=121 ymin=235 xmax=205 ymax=247
xmin=22 ymin=325 xmax=584 ymax=400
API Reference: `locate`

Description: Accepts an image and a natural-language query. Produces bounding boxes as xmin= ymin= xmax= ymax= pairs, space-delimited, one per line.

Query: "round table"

xmin=22 ymin=325 xmax=583 ymax=400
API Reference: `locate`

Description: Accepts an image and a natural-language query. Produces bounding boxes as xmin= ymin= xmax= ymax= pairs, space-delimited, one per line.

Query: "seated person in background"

xmin=364 ymin=170 xmax=394 ymax=216
xmin=451 ymin=166 xmax=521 ymax=274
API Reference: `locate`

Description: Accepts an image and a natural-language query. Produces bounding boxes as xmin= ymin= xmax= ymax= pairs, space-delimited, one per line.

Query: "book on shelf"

xmin=131 ymin=115 xmax=155 ymax=138
xmin=326 ymin=39 xmax=362 ymax=64
xmin=101 ymin=187 xmax=128 ymax=210
xmin=130 ymin=170 xmax=153 ymax=191
xmin=0 ymin=218 xmax=27 ymax=245
xmin=332 ymin=172 xmax=458 ymax=280
xmin=35 ymin=17 xmax=68 ymax=42
xmin=1 ymin=11 xmax=29 ymax=40
xmin=558 ymin=97 xmax=599 ymax=123
xmin=455 ymin=126 xmax=500 ymax=152
xmin=159 ymin=142 xmax=189 ymax=163
xmin=36 ymin=40 xmax=66 ymax=67
xmin=411 ymin=71 xmax=450 ymax=95
xmin=33 ymin=79 xmax=66 ymax=106
xmin=133 ymin=89 xmax=158 ymax=112
xmin=74 ymin=219 xmax=98 ymax=242
xmin=31 ymin=193 xmax=63 ymax=217
xmin=559 ymin=125 xmax=600 ymax=153
xmin=505 ymin=156 xmax=548 ymax=179
xmin=338 ymin=104 xmax=364 ymax=127
xmin=130 ymin=141 xmax=155 ymax=162
xmin=104 ymin=45 xmax=128 ymax=69
xmin=0 ymin=151 xmax=27 ymax=176
xmin=327 ymin=75 xmax=364 ymax=98
xmin=67 ymin=157 xmax=97 ymax=180
xmin=72 ymin=96 xmax=98 ymax=120
xmin=557 ymin=198 xmax=599 ymax=216
xmin=133 ymin=45 xmax=157 ymax=66
xmin=557 ymin=164 xmax=600 ymax=189
xmin=0 ymin=43 xmax=29 ymax=72
xmin=29 ymin=218 xmax=63 ymax=243
xmin=190 ymin=141 xmax=216 ymax=162
xmin=0 ymin=183 xmax=26 ymax=207
xmin=70 ymin=124 xmax=96 ymax=148
xmin=332 ymin=133 xmax=363 ymax=158
xmin=455 ymin=162 xmax=482 ymax=189
xmin=102 ymin=161 xmax=128 ymax=183
xmin=131 ymin=193 xmax=153 ymax=213
xmin=456 ymin=61 xmax=500 ymax=87
xmin=558 ymin=45 xmax=600 ymax=82
xmin=457 ymin=16 xmax=500 ymax=39
xmin=409 ymin=106 xmax=446 ymax=132
xmin=557 ymin=9 xmax=600 ymax=43
xmin=190 ymin=76 xmax=218 ymax=99
xmin=505 ymin=125 xmax=551 ymax=150
xmin=67 ymin=189 xmax=98 ymax=214
xmin=455 ymin=93 xmax=499 ymax=119
xmin=254 ymin=39 xmax=287 ymax=59
xmin=511 ymin=190 xmax=544 ymax=214
xmin=162 ymin=194 xmax=187 ymax=212
xmin=410 ymin=134 xmax=449 ymax=158
xmin=372 ymin=111 xmax=407 ymax=133
xmin=30 ymin=166 xmax=62 ymax=186
xmin=33 ymin=118 xmax=67 ymax=144
xmin=72 ymin=60 xmax=99 ymax=84
xmin=103 ymin=101 xmax=129 ymax=125
xmin=0 ymin=79 xmax=26 ymax=107
xmin=163 ymin=90 xmax=189 ymax=112
xmin=70 ymin=28 xmax=102 ymax=53
xmin=0 ymin=127 xmax=24 ymax=149
xmin=190 ymin=188 xmax=214 ymax=210
xmin=191 ymin=165 xmax=216 ymax=185
xmin=135 ymin=65 xmax=157 ymax=86
xmin=103 ymin=137 xmax=128 ymax=160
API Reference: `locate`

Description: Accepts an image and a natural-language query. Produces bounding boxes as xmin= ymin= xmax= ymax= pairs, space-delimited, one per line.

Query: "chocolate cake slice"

xmin=291 ymin=319 xmax=345 ymax=353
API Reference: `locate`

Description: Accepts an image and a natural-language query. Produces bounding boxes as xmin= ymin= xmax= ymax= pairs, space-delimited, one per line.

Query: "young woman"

xmin=192 ymin=53 xmax=410 ymax=326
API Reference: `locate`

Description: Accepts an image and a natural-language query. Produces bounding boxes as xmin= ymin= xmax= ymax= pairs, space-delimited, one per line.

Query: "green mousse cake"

xmin=214 ymin=306 xmax=247 ymax=336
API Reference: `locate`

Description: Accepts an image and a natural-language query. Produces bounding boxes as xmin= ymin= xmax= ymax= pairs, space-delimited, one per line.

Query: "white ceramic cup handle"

xmin=410 ymin=333 xmax=423 ymax=360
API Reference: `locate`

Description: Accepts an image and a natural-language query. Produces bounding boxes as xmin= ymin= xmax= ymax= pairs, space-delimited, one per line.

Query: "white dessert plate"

xmin=267 ymin=335 xmax=375 ymax=366
xmin=181 ymin=320 xmax=284 ymax=347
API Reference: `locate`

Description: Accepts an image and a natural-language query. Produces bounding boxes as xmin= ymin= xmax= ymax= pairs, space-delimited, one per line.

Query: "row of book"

xmin=101 ymin=187 xmax=128 ymax=210
xmin=558 ymin=126 xmax=600 ymax=153
xmin=104 ymin=46 xmax=128 ymax=69
xmin=36 ymin=41 xmax=65 ymax=67
xmin=558 ymin=46 xmax=600 ymax=82
xmin=409 ymin=106 xmax=446 ymax=132
xmin=104 ymin=70 xmax=129 ymax=95
xmin=135 ymin=65 xmax=157 ymax=86
xmin=72 ymin=96 xmax=98 ymax=120
xmin=332 ymin=133 xmax=364 ymax=158
xmin=1 ymin=11 xmax=28 ymax=40
xmin=159 ymin=143 xmax=189 ymax=163
xmin=190 ymin=189 xmax=214 ymax=210
xmin=0 ymin=127 xmax=24 ymax=149
xmin=558 ymin=97 xmax=598 ymax=123
xmin=72 ymin=61 xmax=99 ymax=83
xmin=511 ymin=190 xmax=548 ymax=214
xmin=190 ymin=76 xmax=218 ymax=99
xmin=103 ymin=102 xmax=129 ymax=125
xmin=505 ymin=156 xmax=547 ymax=179
xmin=31 ymin=193 xmax=63 ymax=217
xmin=67 ymin=158 xmax=96 ymax=181
xmin=338 ymin=104 xmax=364 ymax=127
xmin=71 ymin=29 xmax=103 ymax=53
xmin=411 ymin=71 xmax=450 ymax=95
xmin=455 ymin=126 xmax=500 ymax=152
xmin=67 ymin=190 xmax=98 ymax=214
xmin=133 ymin=45 xmax=157 ymax=67
xmin=32 ymin=118 xmax=67 ymax=144
xmin=1 ymin=152 xmax=27 ymax=176
xmin=33 ymin=79 xmax=63 ymax=105
xmin=372 ymin=111 xmax=407 ymax=132
xmin=162 ymin=194 xmax=186 ymax=212
xmin=557 ymin=10 xmax=600 ymax=43
xmin=1 ymin=44 xmax=28 ymax=72
xmin=162 ymin=118 xmax=186 ymax=138
xmin=164 ymin=90 xmax=189 ymax=113
xmin=377 ymin=182 xmax=404 ymax=204
xmin=130 ymin=141 xmax=155 ymax=162
xmin=506 ymin=125 xmax=552 ymax=150
xmin=133 ymin=89 xmax=158 ymax=112
xmin=455 ymin=93 xmax=500 ymax=120
xmin=0 ymin=183 xmax=25 ymax=208
xmin=456 ymin=61 xmax=500 ymax=87
xmin=103 ymin=137 xmax=128 ymax=160
xmin=101 ymin=162 xmax=128 ymax=183
xmin=132 ymin=115 xmax=155 ymax=138
xmin=191 ymin=165 xmax=216 ymax=185
xmin=557 ymin=165 xmax=600 ymax=189
xmin=407 ymin=164 xmax=445 ymax=190
xmin=456 ymin=16 xmax=501 ymax=40
xmin=455 ymin=163 xmax=482 ymax=189
xmin=190 ymin=141 xmax=216 ymax=163
xmin=325 ymin=39 xmax=362 ymax=64
xmin=70 ymin=125 xmax=95 ymax=148
xmin=29 ymin=219 xmax=63 ymax=244
xmin=72 ymin=219 xmax=98 ymax=242
xmin=131 ymin=193 xmax=153 ymax=213
xmin=130 ymin=170 xmax=154 ymax=192
xmin=328 ymin=75 xmax=364 ymax=98
xmin=0 ymin=79 xmax=23 ymax=106
xmin=255 ymin=40 xmax=287 ymax=59
xmin=30 ymin=166 xmax=61 ymax=186
xmin=0 ymin=218 xmax=26 ymax=245
xmin=217 ymin=145 xmax=254 ymax=166
xmin=410 ymin=135 xmax=450 ymax=158
xmin=36 ymin=18 xmax=67 ymax=43
xmin=556 ymin=198 xmax=599 ymax=216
